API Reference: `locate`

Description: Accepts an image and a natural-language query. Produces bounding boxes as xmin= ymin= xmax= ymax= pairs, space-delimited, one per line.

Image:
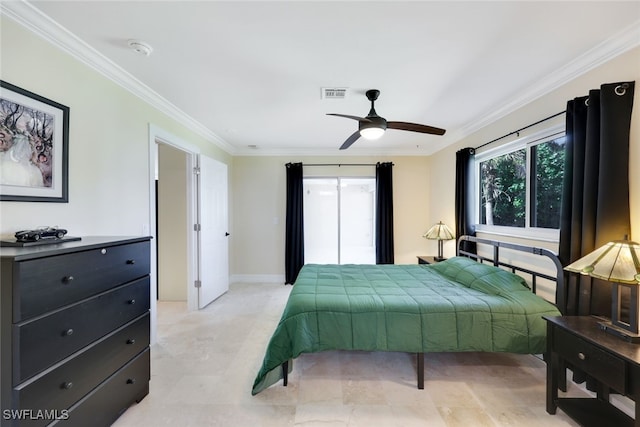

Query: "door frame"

xmin=148 ymin=124 xmax=200 ymax=343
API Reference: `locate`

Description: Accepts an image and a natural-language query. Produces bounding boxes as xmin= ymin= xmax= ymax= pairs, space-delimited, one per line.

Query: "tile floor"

xmin=113 ymin=282 xmax=587 ymax=426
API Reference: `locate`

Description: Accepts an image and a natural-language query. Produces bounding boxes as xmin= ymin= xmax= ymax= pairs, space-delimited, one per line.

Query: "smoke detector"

xmin=127 ymin=39 xmax=153 ymax=56
xmin=322 ymin=87 xmax=348 ymax=99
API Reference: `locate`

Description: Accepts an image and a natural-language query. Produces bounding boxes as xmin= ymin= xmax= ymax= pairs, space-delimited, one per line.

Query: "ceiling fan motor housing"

xmin=359 ymin=115 xmax=387 ymax=133
xmin=360 ymin=89 xmax=386 ymax=138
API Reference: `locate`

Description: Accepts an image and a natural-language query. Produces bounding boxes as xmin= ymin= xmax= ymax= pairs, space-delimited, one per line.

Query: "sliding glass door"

xmin=303 ymin=177 xmax=376 ymax=264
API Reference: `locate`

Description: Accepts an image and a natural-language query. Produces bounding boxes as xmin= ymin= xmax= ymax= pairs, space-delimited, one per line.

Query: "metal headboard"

xmin=457 ymin=235 xmax=566 ymax=315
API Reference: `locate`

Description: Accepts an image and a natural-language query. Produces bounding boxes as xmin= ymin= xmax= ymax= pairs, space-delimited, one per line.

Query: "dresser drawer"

xmin=13 ymin=241 xmax=150 ymax=322
xmin=54 ymin=348 xmax=150 ymax=427
xmin=14 ymin=277 xmax=150 ymax=383
xmin=13 ymin=313 xmax=149 ymax=426
xmin=554 ymin=327 xmax=627 ymax=393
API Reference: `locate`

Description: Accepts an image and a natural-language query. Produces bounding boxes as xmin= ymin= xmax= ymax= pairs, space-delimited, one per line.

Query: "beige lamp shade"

xmin=564 ymin=240 xmax=640 ymax=284
xmin=565 ymin=239 xmax=640 ymax=340
xmin=422 ymin=221 xmax=455 ymax=241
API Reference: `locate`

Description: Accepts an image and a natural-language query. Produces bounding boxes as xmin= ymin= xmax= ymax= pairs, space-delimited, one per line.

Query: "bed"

xmin=252 ymin=236 xmax=565 ymax=395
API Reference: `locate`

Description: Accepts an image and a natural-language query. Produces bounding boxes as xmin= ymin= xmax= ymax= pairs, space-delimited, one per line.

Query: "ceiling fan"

xmin=327 ymin=89 xmax=446 ymax=150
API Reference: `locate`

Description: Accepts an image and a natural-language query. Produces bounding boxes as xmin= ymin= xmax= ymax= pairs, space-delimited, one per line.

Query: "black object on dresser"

xmin=1 ymin=236 xmax=151 ymax=427
xmin=544 ymin=315 xmax=640 ymax=427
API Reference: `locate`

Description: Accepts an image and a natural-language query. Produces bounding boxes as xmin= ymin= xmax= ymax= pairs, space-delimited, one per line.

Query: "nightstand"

xmin=544 ymin=315 xmax=640 ymax=427
xmin=417 ymin=256 xmax=442 ymax=265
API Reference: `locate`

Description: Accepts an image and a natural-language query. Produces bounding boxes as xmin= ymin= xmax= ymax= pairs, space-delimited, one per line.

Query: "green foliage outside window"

xmin=479 ymin=136 xmax=565 ymax=229
xmin=532 ymin=138 xmax=565 ymax=228
xmin=480 ymin=149 xmax=526 ymax=227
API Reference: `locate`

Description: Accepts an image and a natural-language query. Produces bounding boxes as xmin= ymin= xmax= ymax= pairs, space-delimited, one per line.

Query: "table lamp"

xmin=422 ymin=221 xmax=455 ymax=261
xmin=564 ymin=239 xmax=640 ymax=342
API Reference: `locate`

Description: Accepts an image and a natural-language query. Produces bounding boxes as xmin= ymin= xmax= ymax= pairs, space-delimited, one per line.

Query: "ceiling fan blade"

xmin=339 ymin=131 xmax=361 ymax=150
xmin=387 ymin=121 xmax=446 ymax=135
xmin=327 ymin=113 xmax=372 ymax=122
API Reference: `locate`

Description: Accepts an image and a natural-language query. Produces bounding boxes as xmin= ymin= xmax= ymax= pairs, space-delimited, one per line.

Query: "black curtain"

xmin=285 ymin=162 xmax=304 ymax=284
xmin=455 ymin=148 xmax=477 ymax=254
xmin=559 ymin=81 xmax=635 ymax=316
xmin=376 ymin=162 xmax=394 ymax=264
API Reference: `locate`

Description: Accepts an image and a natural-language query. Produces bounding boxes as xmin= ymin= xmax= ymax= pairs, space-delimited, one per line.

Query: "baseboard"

xmin=230 ymin=274 xmax=286 ymax=284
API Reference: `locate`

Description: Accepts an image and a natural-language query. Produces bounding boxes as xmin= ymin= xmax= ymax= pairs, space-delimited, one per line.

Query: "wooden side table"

xmin=544 ymin=315 xmax=640 ymax=426
xmin=416 ymin=255 xmax=444 ymax=264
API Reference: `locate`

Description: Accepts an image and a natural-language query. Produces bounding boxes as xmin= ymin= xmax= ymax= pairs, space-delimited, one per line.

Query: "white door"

xmin=197 ymin=154 xmax=229 ymax=308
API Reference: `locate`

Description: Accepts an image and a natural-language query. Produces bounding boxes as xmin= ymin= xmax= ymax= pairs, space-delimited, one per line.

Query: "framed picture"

xmin=0 ymin=81 xmax=69 ymax=202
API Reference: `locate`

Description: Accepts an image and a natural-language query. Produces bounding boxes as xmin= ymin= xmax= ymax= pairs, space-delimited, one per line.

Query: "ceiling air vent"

xmin=322 ymin=88 xmax=348 ymax=99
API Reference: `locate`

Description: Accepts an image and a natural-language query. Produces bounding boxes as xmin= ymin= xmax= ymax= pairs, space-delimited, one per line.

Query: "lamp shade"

xmin=564 ymin=240 xmax=640 ymax=284
xmin=422 ymin=221 xmax=455 ymax=241
xmin=360 ymin=127 xmax=385 ymax=140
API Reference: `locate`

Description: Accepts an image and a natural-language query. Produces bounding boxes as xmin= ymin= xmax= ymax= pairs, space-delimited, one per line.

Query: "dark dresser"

xmin=0 ymin=236 xmax=152 ymax=426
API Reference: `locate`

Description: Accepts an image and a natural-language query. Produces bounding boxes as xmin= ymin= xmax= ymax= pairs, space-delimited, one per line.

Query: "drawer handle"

xmin=62 ymin=275 xmax=74 ymax=284
xmin=126 ymin=339 xmax=136 ymax=345
xmin=101 ymin=248 xmax=107 ymax=255
xmin=126 ymin=259 xmax=136 ymax=265
xmin=578 ymin=352 xmax=586 ymax=361
xmin=128 ymin=299 xmax=136 ymax=305
xmin=126 ymin=378 xmax=136 ymax=385
xmin=63 ymin=328 xmax=74 ymax=337
xmin=61 ymin=382 xmax=73 ymax=390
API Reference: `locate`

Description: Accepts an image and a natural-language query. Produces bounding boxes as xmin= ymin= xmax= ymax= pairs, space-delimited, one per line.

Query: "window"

xmin=479 ymin=148 xmax=526 ymax=227
xmin=530 ymin=138 xmax=565 ymax=229
xmin=303 ymin=177 xmax=376 ymax=264
xmin=475 ymin=128 xmax=565 ymax=238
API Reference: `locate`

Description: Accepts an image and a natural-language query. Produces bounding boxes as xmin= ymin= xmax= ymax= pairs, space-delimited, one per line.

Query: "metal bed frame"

xmin=281 ymin=235 xmax=567 ymax=390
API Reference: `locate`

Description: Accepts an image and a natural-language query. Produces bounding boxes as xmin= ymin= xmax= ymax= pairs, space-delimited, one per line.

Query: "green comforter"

xmin=252 ymin=256 xmax=560 ymax=394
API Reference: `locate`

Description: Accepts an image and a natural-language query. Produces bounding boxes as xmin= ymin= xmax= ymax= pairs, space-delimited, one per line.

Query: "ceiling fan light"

xmin=360 ymin=127 xmax=385 ymax=140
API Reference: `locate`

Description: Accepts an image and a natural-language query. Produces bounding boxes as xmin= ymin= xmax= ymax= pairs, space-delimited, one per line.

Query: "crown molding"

xmin=232 ymin=145 xmax=439 ymax=157
xmin=1 ymin=0 xmax=237 ymax=155
xmin=456 ymin=19 xmax=640 ymax=141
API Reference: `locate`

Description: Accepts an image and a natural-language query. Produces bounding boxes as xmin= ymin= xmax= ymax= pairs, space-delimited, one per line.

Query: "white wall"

xmin=0 ymin=17 xmax=232 ymax=239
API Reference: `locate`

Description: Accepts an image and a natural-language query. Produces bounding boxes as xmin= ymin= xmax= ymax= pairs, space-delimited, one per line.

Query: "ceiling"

xmin=4 ymin=1 xmax=640 ymax=156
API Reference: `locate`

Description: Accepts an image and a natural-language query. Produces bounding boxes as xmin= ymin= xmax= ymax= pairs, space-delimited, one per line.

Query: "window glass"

xmin=303 ymin=177 xmax=376 ymax=264
xmin=479 ymin=148 xmax=526 ymax=227
xmin=339 ymin=179 xmax=376 ymax=264
xmin=531 ymin=137 xmax=565 ymax=229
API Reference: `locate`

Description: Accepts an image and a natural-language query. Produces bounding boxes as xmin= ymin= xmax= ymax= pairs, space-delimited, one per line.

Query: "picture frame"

xmin=0 ymin=81 xmax=69 ymax=202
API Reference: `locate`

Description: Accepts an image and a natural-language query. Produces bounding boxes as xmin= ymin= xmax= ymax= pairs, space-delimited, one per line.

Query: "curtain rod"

xmin=474 ymin=110 xmax=566 ymax=151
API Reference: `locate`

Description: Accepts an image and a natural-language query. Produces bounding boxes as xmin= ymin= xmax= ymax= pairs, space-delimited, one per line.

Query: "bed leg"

xmin=282 ymin=361 xmax=288 ymax=386
xmin=417 ymin=352 xmax=424 ymax=389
